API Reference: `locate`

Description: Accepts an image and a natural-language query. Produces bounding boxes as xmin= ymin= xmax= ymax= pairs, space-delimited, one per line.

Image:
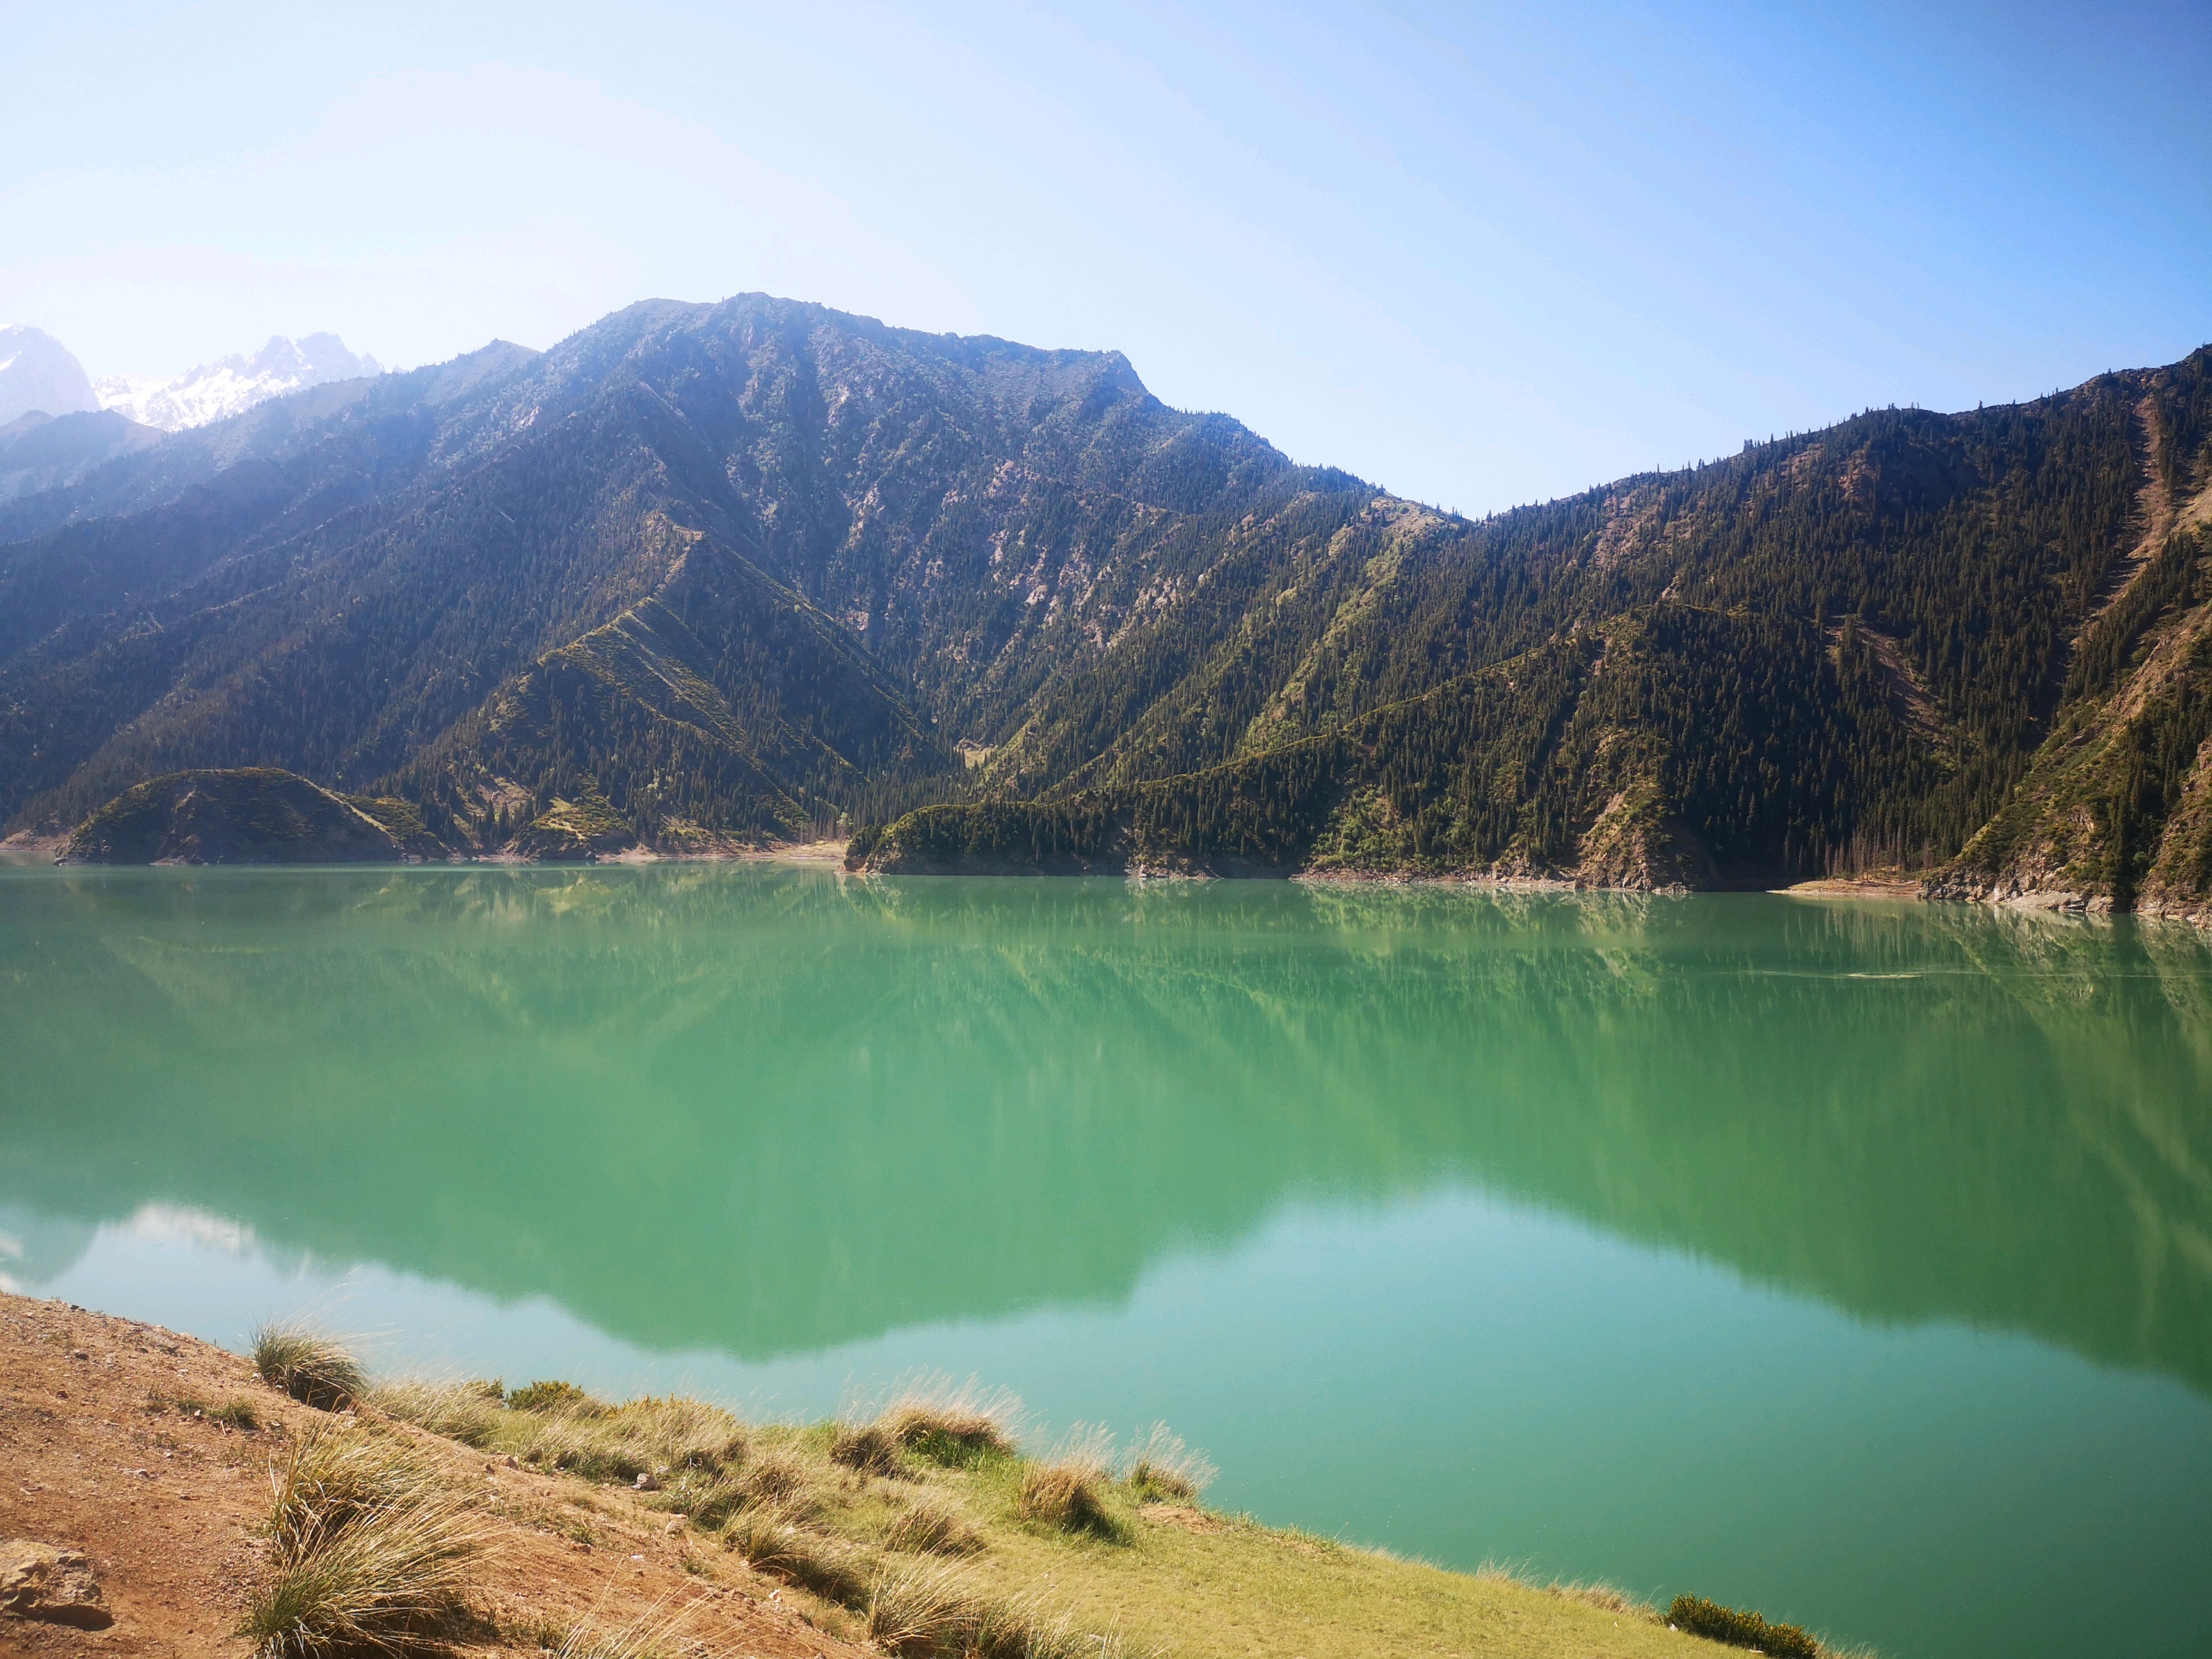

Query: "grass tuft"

xmin=1016 ymin=1461 xmax=1118 ymax=1538
xmin=880 ymin=1494 xmax=984 ymax=1557
xmin=1121 ymin=1422 xmax=1216 ymax=1502
xmin=376 ymin=1380 xmax=751 ymax=1489
xmin=252 ymin=1323 xmax=366 ymax=1411
xmin=543 ymin=1604 xmax=691 ymax=1659
xmin=830 ymin=1421 xmax=904 ymax=1476
xmin=722 ymin=1508 xmax=873 ymax=1606
xmin=1546 ymin=1580 xmax=1652 ymax=1617
xmin=872 ymin=1377 xmax=1024 ymax=1467
xmin=866 ymin=1563 xmax=1153 ymax=1659
xmin=366 ymin=1380 xmax=504 ymax=1448
xmin=1668 ymin=1594 xmax=1820 ymax=1658
xmin=238 ymin=1424 xmax=483 ymax=1656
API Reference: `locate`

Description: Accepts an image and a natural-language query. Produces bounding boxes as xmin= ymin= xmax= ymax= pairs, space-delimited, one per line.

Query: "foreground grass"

xmin=354 ymin=1368 xmax=1848 ymax=1659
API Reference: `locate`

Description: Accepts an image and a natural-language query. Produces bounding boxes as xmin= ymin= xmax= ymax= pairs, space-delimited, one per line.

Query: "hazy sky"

xmin=5 ymin=1 xmax=2208 ymax=512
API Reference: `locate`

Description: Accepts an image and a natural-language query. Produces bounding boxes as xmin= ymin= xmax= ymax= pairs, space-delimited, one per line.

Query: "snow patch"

xmin=97 ymin=333 xmax=382 ymax=431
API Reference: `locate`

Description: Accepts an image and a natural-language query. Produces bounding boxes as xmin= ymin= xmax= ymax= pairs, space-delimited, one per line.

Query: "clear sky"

xmin=4 ymin=1 xmax=2208 ymax=512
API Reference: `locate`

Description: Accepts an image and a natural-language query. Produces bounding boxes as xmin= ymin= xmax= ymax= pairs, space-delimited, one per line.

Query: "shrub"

xmin=238 ymin=1425 xmax=482 ymax=1657
xmin=1669 ymin=1594 xmax=1820 ymax=1658
xmin=507 ymin=1379 xmax=603 ymax=1415
xmin=252 ymin=1324 xmax=366 ymax=1412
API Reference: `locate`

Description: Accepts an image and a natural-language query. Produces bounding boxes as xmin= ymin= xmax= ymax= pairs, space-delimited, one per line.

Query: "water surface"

xmin=2 ymin=866 xmax=2208 ymax=1658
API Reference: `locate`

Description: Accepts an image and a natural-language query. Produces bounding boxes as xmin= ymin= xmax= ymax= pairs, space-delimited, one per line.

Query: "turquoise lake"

xmin=1 ymin=864 xmax=2208 ymax=1658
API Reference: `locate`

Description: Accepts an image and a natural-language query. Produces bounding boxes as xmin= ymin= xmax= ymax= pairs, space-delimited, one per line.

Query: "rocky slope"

xmin=1930 ymin=385 xmax=2212 ymax=919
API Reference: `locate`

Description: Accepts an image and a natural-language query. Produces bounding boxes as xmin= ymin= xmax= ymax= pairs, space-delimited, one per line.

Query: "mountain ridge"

xmin=7 ymin=292 xmax=2209 ymax=919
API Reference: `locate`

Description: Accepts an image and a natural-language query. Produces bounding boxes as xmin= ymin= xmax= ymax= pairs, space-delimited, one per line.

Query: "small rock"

xmin=1 ymin=1540 xmax=114 ymax=1630
xmin=633 ymin=1472 xmax=658 ymax=1492
xmin=663 ymin=1516 xmax=686 ymax=1534
xmin=504 ymin=1454 xmax=520 ymax=1470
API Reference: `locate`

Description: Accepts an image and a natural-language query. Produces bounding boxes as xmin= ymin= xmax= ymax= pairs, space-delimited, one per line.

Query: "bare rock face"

xmin=0 ymin=1539 xmax=113 ymax=1630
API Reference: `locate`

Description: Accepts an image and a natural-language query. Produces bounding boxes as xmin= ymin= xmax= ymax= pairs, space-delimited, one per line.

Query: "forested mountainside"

xmin=4 ymin=292 xmax=2208 ymax=911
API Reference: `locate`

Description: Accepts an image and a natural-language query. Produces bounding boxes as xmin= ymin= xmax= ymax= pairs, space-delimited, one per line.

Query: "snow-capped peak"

xmin=96 ymin=333 xmax=382 ymax=431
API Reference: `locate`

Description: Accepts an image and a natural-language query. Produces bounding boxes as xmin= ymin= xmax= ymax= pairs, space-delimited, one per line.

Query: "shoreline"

xmin=15 ymin=837 xmax=2202 ymax=928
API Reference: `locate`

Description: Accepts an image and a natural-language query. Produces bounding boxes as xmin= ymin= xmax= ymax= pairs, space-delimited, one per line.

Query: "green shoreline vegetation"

xmin=243 ymin=1326 xmax=1862 ymax=1659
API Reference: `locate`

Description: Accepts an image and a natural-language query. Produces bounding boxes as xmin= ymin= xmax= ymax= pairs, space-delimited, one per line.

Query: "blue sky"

xmin=4 ymin=0 xmax=2208 ymax=512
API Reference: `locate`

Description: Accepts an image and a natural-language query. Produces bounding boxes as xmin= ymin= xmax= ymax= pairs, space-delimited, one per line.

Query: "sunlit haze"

xmin=6 ymin=0 xmax=2209 ymax=510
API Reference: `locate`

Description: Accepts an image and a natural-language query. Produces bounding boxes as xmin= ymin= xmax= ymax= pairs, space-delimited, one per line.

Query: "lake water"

xmin=2 ymin=865 xmax=2208 ymax=1658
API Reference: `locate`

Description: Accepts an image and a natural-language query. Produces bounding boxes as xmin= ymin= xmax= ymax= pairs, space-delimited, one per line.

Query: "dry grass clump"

xmin=1015 ymin=1425 xmax=1121 ymax=1537
xmin=237 ymin=1424 xmax=484 ymax=1656
xmin=830 ymin=1420 xmax=904 ymax=1476
xmin=866 ymin=1564 xmax=1150 ymax=1659
xmin=1121 ymin=1423 xmax=1217 ymax=1503
xmin=541 ymin=1604 xmax=692 ymax=1659
xmin=880 ymin=1494 xmax=983 ymax=1557
xmin=722 ymin=1508 xmax=873 ymax=1606
xmin=1015 ymin=1462 xmax=1116 ymax=1537
xmin=872 ymin=1378 xmax=1023 ymax=1467
xmin=1476 ymin=1561 xmax=1656 ymax=1621
xmin=509 ymin=1393 xmax=747 ymax=1485
xmin=252 ymin=1323 xmax=366 ymax=1411
xmin=727 ymin=1442 xmax=822 ymax=1514
xmin=1547 ymin=1580 xmax=1651 ymax=1616
xmin=367 ymin=1380 xmax=505 ymax=1448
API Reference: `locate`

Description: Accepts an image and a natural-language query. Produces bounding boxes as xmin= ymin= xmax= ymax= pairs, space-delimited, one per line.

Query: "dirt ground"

xmin=0 ymin=1293 xmax=868 ymax=1658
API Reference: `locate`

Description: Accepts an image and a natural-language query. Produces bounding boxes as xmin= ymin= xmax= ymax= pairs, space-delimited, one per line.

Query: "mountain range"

xmin=1 ymin=293 xmax=2206 ymax=921
xmin=0 ymin=324 xmax=379 ymax=441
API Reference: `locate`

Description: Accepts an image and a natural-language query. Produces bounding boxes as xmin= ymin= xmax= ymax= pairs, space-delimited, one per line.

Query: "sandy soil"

xmin=1773 ymin=874 xmax=1925 ymax=900
xmin=0 ymin=1294 xmax=867 ymax=1658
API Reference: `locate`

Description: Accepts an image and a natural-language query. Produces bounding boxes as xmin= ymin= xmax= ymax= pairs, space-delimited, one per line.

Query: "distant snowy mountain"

xmin=97 ymin=333 xmax=382 ymax=431
xmin=0 ymin=326 xmax=100 ymax=424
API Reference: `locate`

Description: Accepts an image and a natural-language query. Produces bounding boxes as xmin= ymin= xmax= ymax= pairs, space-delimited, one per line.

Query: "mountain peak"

xmin=0 ymin=326 xmax=100 ymax=425
xmin=95 ymin=333 xmax=382 ymax=432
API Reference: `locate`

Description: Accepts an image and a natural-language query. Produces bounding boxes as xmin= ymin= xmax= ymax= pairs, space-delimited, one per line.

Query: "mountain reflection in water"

xmin=2 ymin=864 xmax=2208 ymax=1399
